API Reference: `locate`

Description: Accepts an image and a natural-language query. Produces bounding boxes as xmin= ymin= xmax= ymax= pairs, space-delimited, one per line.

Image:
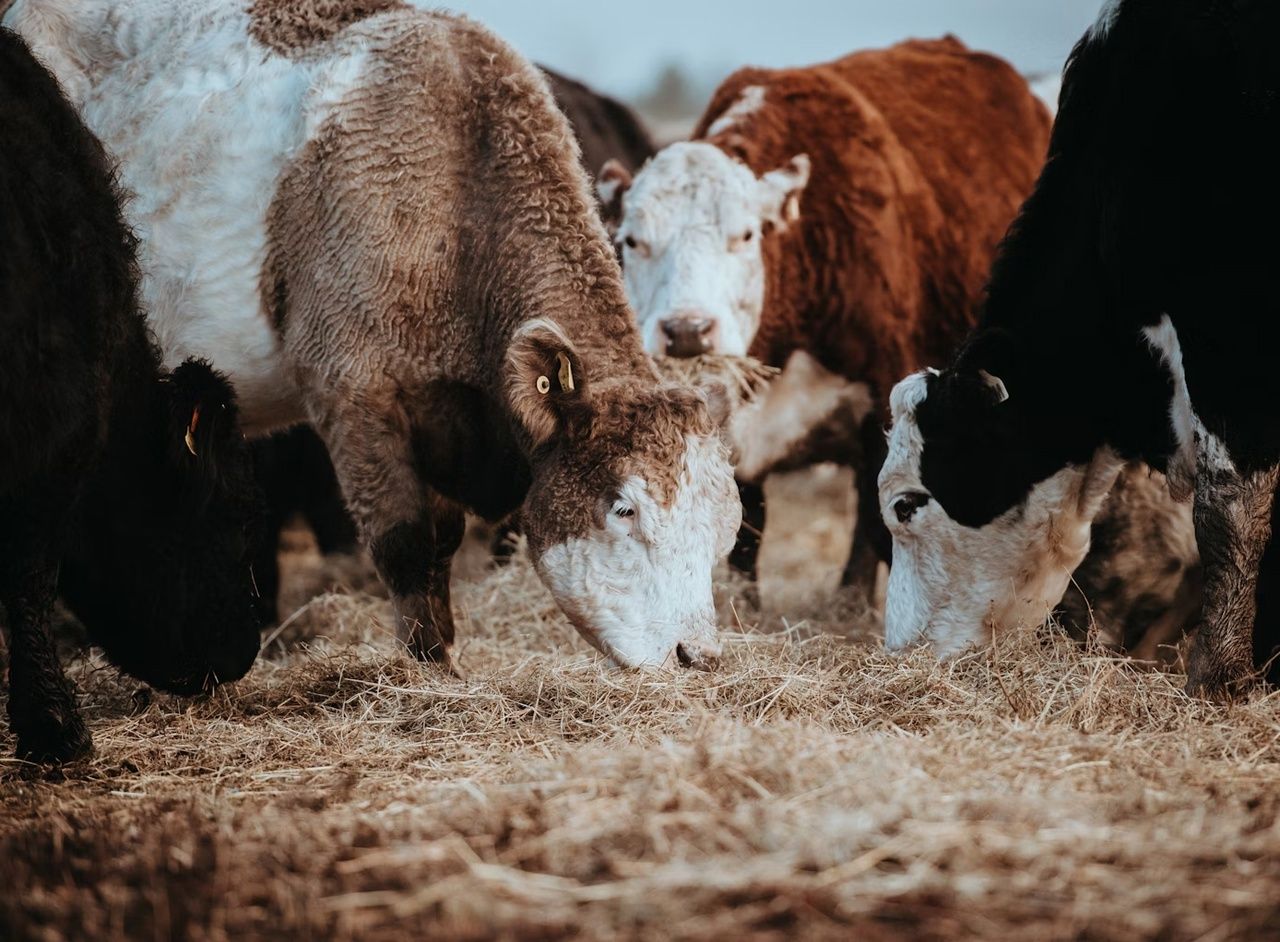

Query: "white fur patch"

xmin=706 ymin=84 xmax=766 ymax=136
xmin=879 ymin=371 xmax=1123 ymax=655
xmin=534 ymin=433 xmax=740 ymax=668
xmin=7 ymin=0 xmax=375 ymax=434
xmin=614 ymin=141 xmax=807 ymax=358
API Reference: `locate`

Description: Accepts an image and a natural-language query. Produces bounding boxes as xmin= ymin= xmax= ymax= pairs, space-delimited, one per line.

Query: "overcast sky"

xmin=428 ymin=1 xmax=1105 ymax=102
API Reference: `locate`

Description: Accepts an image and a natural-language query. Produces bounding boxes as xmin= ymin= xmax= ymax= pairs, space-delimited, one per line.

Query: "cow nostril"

xmin=662 ymin=316 xmax=717 ymax=359
xmin=676 ymin=642 xmax=719 ymax=671
xmin=894 ymin=492 xmax=930 ymax=523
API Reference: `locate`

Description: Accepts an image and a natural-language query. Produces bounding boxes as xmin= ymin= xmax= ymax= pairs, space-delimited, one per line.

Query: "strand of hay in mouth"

xmin=654 ymin=354 xmax=779 ymax=404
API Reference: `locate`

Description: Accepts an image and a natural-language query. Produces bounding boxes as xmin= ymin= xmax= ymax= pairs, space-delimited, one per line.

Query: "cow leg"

xmin=728 ymin=479 xmax=767 ymax=583
xmin=490 ymin=514 xmax=523 ymax=565
xmin=299 ymin=432 xmax=358 ymax=555
xmin=317 ymin=399 xmax=464 ymax=671
xmin=1250 ymin=497 xmax=1280 ymax=686
xmin=370 ymin=489 xmax=465 ymax=667
xmin=1 ymin=555 xmax=91 ymax=763
xmin=841 ymin=415 xmax=892 ymax=592
xmin=1184 ymin=460 xmax=1280 ymax=698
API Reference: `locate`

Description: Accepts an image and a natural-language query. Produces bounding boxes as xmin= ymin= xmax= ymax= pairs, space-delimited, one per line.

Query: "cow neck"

xmin=467 ymin=189 xmax=656 ymax=396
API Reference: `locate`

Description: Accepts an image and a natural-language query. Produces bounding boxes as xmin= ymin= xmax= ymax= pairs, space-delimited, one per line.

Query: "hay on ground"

xmin=1 ymin=476 xmax=1278 ymax=942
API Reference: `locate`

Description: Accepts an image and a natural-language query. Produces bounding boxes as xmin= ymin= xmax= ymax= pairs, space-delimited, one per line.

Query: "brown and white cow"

xmin=6 ymin=0 xmax=741 ymax=672
xmin=600 ymin=38 xmax=1052 ymax=590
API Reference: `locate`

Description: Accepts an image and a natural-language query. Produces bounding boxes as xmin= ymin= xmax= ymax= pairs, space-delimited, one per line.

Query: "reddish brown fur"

xmin=694 ymin=37 xmax=1051 ymax=407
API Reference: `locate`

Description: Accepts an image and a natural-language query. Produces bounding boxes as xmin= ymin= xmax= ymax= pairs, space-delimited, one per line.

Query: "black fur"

xmin=250 ymin=427 xmax=357 ymax=623
xmin=0 ymin=30 xmax=266 ymax=761
xmin=912 ymin=0 xmax=1280 ymax=686
xmin=540 ymin=66 xmax=656 ymax=186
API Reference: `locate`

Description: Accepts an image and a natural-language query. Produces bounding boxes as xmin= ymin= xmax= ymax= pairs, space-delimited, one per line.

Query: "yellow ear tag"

xmin=184 ymin=406 xmax=201 ymax=456
xmin=536 ymin=375 xmax=552 ymax=395
xmin=556 ymin=352 xmax=575 ymax=392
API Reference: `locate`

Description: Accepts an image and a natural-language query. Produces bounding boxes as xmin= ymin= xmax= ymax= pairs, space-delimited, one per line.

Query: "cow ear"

xmin=166 ymin=358 xmax=241 ymax=494
xmin=760 ymin=154 xmax=810 ymax=232
xmin=506 ymin=320 xmax=591 ymax=446
xmin=596 ymin=159 xmax=632 ymax=233
xmin=978 ymin=370 xmax=1010 ymax=404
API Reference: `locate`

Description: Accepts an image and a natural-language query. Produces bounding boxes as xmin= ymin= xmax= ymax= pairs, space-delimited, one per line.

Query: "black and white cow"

xmin=878 ymin=0 xmax=1280 ymax=696
xmin=0 ymin=27 xmax=265 ymax=761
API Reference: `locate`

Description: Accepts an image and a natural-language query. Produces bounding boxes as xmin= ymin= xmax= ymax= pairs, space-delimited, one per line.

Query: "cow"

xmin=598 ymin=38 xmax=1051 ymax=593
xmin=878 ymin=0 xmax=1280 ymax=697
xmin=543 ymin=66 xmax=656 ymax=191
xmin=0 ymin=27 xmax=265 ymax=762
xmin=247 ymin=66 xmax=657 ymax=619
xmin=6 ymin=0 xmax=741 ymax=673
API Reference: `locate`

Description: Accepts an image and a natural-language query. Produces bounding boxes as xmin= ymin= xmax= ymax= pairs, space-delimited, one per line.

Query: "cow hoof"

xmin=407 ymin=638 xmax=465 ymax=680
xmin=1184 ymin=659 xmax=1255 ymax=702
xmin=13 ymin=710 xmax=93 ymax=764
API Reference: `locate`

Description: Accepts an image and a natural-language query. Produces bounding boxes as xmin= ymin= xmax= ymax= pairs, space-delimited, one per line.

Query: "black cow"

xmin=877 ymin=0 xmax=1280 ymax=696
xmin=0 ymin=28 xmax=265 ymax=762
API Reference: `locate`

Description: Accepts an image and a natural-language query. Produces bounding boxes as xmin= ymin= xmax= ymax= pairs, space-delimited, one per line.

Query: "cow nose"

xmin=675 ymin=640 xmax=720 ymax=671
xmin=659 ymin=315 xmax=716 ymax=358
xmin=893 ymin=492 xmax=931 ymax=523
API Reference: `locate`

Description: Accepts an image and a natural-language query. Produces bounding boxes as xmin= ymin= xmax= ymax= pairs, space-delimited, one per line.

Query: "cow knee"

xmin=371 ymin=507 xmax=463 ymax=596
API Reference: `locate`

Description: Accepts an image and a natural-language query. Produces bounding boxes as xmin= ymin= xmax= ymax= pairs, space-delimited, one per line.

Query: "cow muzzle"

xmin=660 ymin=313 xmax=717 ymax=358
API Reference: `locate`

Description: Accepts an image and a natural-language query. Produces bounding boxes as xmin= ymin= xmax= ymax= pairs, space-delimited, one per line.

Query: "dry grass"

xmin=2 ymin=470 xmax=1279 ymax=941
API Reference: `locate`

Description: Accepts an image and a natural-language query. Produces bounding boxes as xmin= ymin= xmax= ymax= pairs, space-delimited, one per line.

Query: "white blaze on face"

xmin=878 ymin=372 xmax=1124 ymax=656
xmin=534 ymin=433 xmax=741 ymax=668
xmin=613 ymin=141 xmax=809 ymax=358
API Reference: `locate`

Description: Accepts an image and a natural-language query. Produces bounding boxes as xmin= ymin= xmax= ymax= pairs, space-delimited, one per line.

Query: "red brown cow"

xmin=600 ymin=37 xmax=1051 ymax=591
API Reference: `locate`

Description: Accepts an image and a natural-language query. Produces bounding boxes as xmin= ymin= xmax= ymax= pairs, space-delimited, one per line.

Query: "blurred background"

xmin=427 ymin=1 xmax=1102 ymax=135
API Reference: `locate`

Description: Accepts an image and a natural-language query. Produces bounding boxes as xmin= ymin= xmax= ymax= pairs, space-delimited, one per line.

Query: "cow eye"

xmin=742 ymin=229 xmax=753 ymax=242
xmin=893 ymin=492 xmax=931 ymax=524
xmin=614 ymin=505 xmax=635 ymax=519
xmin=622 ymin=235 xmax=651 ymax=259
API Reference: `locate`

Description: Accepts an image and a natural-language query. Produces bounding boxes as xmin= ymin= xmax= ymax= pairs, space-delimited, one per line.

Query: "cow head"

xmin=878 ymin=367 xmax=1123 ymax=656
xmin=61 ymin=359 xmax=267 ymax=694
xmin=507 ymin=321 xmax=741 ymax=668
xmin=599 ymin=142 xmax=809 ymax=359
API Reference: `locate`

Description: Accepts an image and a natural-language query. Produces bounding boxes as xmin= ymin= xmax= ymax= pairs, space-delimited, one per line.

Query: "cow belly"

xmin=15 ymin=0 xmax=371 ymax=434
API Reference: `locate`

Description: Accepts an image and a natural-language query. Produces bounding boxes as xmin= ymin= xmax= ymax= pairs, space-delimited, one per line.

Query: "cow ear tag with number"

xmin=556 ymin=352 xmax=575 ymax=392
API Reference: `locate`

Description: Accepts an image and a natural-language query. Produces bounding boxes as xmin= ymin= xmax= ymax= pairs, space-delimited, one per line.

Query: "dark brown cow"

xmin=249 ymin=66 xmax=657 ymax=608
xmin=542 ymin=66 xmax=655 ymax=189
xmin=600 ymin=37 xmax=1051 ymax=591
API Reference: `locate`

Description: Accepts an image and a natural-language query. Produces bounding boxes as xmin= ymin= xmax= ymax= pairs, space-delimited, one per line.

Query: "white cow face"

xmin=878 ymin=371 xmax=1124 ymax=656
xmin=508 ymin=322 xmax=741 ymax=668
xmin=599 ymin=142 xmax=809 ymax=359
